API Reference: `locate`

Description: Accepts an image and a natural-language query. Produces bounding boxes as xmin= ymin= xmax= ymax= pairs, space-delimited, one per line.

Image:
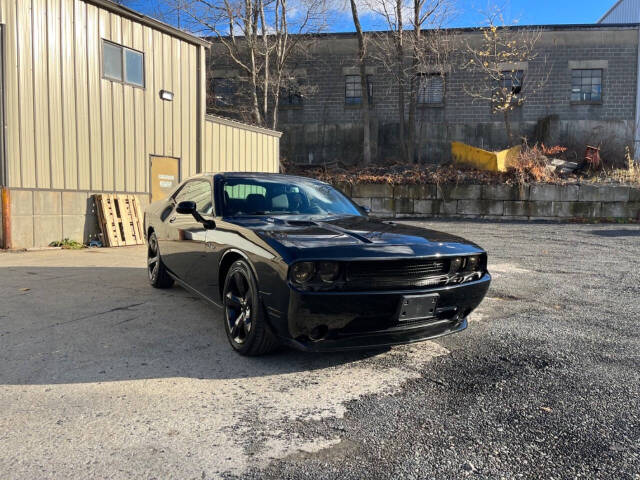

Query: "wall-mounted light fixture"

xmin=159 ymin=90 xmax=174 ymax=101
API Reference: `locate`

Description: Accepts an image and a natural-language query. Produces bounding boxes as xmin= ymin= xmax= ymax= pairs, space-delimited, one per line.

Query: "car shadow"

xmin=588 ymin=228 xmax=640 ymax=237
xmin=1 ymin=266 xmax=387 ymax=386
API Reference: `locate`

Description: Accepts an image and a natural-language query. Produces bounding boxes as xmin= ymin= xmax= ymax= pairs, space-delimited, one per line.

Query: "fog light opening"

xmin=309 ymin=325 xmax=329 ymax=342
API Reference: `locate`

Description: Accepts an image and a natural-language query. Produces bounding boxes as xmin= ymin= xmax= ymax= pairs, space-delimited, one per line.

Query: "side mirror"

xmin=359 ymin=204 xmax=371 ymax=214
xmin=176 ymin=201 xmax=216 ymax=230
xmin=176 ymin=201 xmax=196 ymax=214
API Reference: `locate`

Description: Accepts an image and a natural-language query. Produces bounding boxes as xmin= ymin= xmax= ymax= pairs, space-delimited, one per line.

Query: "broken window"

xmin=211 ymin=78 xmax=235 ymax=107
xmin=345 ymin=75 xmax=373 ymax=105
xmin=281 ymin=78 xmax=305 ymax=106
xmin=571 ymin=69 xmax=602 ymax=103
xmin=500 ymin=70 xmax=524 ymax=95
xmin=417 ymin=73 xmax=444 ymax=105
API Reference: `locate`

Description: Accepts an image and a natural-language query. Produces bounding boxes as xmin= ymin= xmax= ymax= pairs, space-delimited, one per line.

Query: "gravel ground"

xmin=1 ymin=221 xmax=639 ymax=479
xmin=236 ymin=220 xmax=640 ymax=480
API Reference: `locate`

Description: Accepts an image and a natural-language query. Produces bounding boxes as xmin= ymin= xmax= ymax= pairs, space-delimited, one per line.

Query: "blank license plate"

xmin=397 ymin=294 xmax=439 ymax=322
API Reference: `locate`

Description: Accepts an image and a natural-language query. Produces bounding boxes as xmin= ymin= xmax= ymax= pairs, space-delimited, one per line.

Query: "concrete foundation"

xmin=2 ymin=189 xmax=150 ymax=249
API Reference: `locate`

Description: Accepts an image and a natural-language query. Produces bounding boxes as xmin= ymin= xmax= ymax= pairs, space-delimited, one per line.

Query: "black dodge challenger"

xmin=144 ymin=173 xmax=490 ymax=355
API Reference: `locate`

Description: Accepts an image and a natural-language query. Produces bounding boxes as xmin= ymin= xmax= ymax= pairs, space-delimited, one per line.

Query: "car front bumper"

xmin=275 ymin=273 xmax=491 ymax=352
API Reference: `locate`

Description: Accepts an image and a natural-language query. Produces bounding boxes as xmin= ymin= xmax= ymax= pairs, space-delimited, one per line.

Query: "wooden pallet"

xmin=94 ymin=194 xmax=145 ymax=247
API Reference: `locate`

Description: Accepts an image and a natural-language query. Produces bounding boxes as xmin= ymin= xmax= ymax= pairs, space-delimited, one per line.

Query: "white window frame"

xmin=101 ymin=39 xmax=145 ymax=88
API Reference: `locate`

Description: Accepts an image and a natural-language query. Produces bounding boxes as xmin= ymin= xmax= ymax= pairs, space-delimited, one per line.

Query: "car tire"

xmin=147 ymin=231 xmax=174 ymax=289
xmin=223 ymin=259 xmax=279 ymax=356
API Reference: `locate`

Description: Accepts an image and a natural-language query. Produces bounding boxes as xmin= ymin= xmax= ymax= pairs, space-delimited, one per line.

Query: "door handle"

xmin=169 ymin=217 xmax=176 ymax=223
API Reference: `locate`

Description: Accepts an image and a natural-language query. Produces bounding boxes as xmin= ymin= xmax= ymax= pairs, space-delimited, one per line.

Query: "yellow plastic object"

xmin=451 ymin=142 xmax=521 ymax=172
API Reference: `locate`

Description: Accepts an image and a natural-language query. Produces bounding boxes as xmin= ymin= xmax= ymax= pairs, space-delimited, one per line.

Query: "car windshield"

xmin=221 ymin=177 xmax=362 ymax=217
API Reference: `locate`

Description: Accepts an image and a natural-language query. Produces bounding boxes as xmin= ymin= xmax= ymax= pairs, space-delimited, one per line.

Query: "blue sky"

xmin=127 ymin=0 xmax=613 ymax=32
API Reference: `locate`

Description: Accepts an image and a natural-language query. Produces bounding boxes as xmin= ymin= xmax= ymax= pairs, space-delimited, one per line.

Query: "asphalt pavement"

xmin=1 ymin=220 xmax=638 ymax=479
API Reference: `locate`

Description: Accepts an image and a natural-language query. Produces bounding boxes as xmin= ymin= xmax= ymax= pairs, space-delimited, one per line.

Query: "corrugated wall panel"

xmin=47 ymin=0 xmax=64 ymax=189
xmin=4 ymin=0 xmax=204 ymax=192
xmin=33 ymin=0 xmax=51 ymax=188
xmin=61 ymin=0 xmax=78 ymax=190
xmin=202 ymin=116 xmax=281 ymax=173
xmin=98 ymin=7 xmax=113 ymax=191
xmin=143 ymin=25 xmax=154 ymax=191
xmin=121 ymin=17 xmax=135 ymax=192
xmin=133 ymin=22 xmax=145 ymax=193
xmin=17 ymin=0 xmax=36 ymax=188
xmin=74 ymin=0 xmax=90 ymax=190
xmin=87 ymin=4 xmax=102 ymax=191
xmin=5 ymin=0 xmax=22 ymax=187
xmin=600 ymin=0 xmax=640 ymax=23
xmin=111 ymin=13 xmax=125 ymax=191
xmin=188 ymin=45 xmax=197 ymax=177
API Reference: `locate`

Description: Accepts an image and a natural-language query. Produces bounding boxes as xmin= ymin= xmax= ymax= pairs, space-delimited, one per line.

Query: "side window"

xmin=102 ymin=40 xmax=145 ymax=87
xmin=175 ymin=180 xmax=213 ymax=215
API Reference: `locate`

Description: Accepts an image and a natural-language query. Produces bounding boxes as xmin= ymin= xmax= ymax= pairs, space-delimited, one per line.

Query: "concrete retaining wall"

xmin=337 ymin=183 xmax=640 ymax=221
xmin=4 ymin=189 xmax=150 ymax=249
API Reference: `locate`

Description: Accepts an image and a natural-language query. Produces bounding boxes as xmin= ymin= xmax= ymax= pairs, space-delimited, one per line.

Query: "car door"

xmin=160 ymin=179 xmax=214 ymax=283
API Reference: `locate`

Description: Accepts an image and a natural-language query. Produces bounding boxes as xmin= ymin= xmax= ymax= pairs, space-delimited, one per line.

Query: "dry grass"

xmin=282 ymin=144 xmax=640 ymax=186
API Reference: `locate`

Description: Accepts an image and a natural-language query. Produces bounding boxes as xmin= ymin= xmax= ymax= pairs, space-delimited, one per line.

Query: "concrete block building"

xmin=208 ymin=24 xmax=639 ymax=165
xmin=0 ymin=0 xmax=281 ymax=249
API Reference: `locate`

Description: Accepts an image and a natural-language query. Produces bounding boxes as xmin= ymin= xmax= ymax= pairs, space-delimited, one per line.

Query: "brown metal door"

xmin=150 ymin=156 xmax=180 ymax=203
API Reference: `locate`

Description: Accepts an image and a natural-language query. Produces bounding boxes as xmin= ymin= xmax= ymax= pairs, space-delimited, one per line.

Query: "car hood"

xmin=227 ymin=215 xmax=485 ymax=261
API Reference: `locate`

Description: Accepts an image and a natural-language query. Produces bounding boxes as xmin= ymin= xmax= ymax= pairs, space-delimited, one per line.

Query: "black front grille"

xmin=346 ymin=258 xmax=450 ymax=290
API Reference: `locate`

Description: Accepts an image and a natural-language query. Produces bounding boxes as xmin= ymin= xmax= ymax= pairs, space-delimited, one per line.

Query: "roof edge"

xmin=86 ymin=0 xmax=210 ymax=48
xmin=205 ymin=114 xmax=283 ymax=138
xmin=598 ymin=0 xmax=625 ymax=23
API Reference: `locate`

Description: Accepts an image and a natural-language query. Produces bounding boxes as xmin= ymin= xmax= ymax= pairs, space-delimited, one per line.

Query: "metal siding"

xmin=143 ymin=25 xmax=153 ymax=192
xmin=171 ymin=37 xmax=181 ymax=165
xmin=17 ymin=0 xmax=36 ymax=188
xmin=133 ymin=21 xmax=145 ymax=192
xmin=87 ymin=3 xmax=102 ymax=191
xmin=202 ymin=116 xmax=281 ymax=173
xmin=152 ymin=29 xmax=162 ymax=155
xmin=111 ymin=13 xmax=125 ymax=191
xmin=33 ymin=0 xmax=50 ymax=188
xmin=601 ymin=0 xmax=640 ymax=23
xmin=47 ymin=0 xmax=64 ymax=189
xmin=189 ymin=44 xmax=196 ymax=175
xmin=98 ymin=7 xmax=113 ymax=191
xmin=162 ymin=33 xmax=171 ymax=157
xmin=180 ymin=41 xmax=190 ymax=177
xmin=5 ymin=0 xmax=21 ymax=187
xmin=121 ymin=17 xmax=135 ymax=192
xmin=61 ymin=0 xmax=78 ymax=190
xmin=74 ymin=0 xmax=90 ymax=190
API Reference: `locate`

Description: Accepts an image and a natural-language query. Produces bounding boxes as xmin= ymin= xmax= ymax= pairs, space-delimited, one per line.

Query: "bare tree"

xmin=368 ymin=0 xmax=454 ymax=163
xmin=348 ymin=0 xmax=372 ymax=165
xmin=460 ymin=11 xmax=549 ymax=145
xmin=170 ymin=0 xmax=327 ymax=129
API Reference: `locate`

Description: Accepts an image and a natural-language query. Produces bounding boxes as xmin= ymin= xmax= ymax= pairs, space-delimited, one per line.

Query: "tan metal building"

xmin=0 ymin=0 xmax=281 ymax=249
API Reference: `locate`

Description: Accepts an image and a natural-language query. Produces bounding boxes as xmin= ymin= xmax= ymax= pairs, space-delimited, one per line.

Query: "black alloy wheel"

xmin=223 ymin=260 xmax=278 ymax=355
xmin=147 ymin=232 xmax=174 ymax=288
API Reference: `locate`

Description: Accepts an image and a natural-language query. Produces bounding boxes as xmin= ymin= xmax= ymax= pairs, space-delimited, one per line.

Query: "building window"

xmin=500 ymin=70 xmax=524 ymax=95
xmin=345 ymin=75 xmax=373 ymax=105
xmin=571 ymin=69 xmax=602 ymax=103
xmin=281 ymin=79 xmax=305 ymax=106
xmin=102 ymin=40 xmax=144 ymax=87
xmin=212 ymin=78 xmax=235 ymax=107
xmin=417 ymin=73 xmax=444 ymax=105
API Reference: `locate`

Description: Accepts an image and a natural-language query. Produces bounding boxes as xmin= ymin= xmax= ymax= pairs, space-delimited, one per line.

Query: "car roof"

xmin=198 ymin=172 xmax=327 ymax=183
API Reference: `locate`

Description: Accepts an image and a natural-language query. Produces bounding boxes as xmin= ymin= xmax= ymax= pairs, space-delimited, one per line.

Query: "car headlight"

xmin=465 ymin=255 xmax=480 ymax=272
xmin=317 ymin=262 xmax=340 ymax=283
xmin=291 ymin=262 xmax=315 ymax=284
xmin=449 ymin=257 xmax=463 ymax=273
